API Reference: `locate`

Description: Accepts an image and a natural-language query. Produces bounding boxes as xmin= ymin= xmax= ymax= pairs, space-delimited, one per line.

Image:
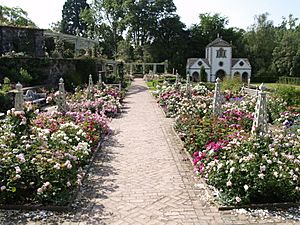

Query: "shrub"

xmin=272 ymin=84 xmax=300 ymax=106
xmin=19 ymin=67 xmax=33 ymax=84
xmin=221 ymin=75 xmax=243 ymax=93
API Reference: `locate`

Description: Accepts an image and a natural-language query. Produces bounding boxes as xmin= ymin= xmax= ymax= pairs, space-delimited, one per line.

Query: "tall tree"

xmin=272 ymin=15 xmax=300 ymax=77
xmin=61 ymin=0 xmax=89 ymax=36
xmin=125 ymin=0 xmax=176 ymax=46
xmin=243 ymin=13 xmax=276 ymax=78
xmin=0 ymin=6 xmax=36 ymax=27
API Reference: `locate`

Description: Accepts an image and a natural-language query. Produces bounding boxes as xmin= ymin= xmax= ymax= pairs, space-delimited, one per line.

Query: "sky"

xmin=1 ymin=0 xmax=300 ymax=30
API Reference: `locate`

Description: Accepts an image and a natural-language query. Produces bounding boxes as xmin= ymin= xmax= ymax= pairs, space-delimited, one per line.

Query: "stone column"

xmin=130 ymin=64 xmax=133 ymax=75
xmin=164 ymin=60 xmax=168 ymax=74
xmin=251 ymin=83 xmax=268 ymax=137
xmin=57 ymin=78 xmax=67 ymax=113
xmin=153 ymin=64 xmax=157 ymax=74
xmin=175 ymin=72 xmax=180 ymax=86
xmin=212 ymin=78 xmax=222 ymax=116
xmin=14 ymin=82 xmax=24 ymax=112
xmin=142 ymin=63 xmax=145 ymax=75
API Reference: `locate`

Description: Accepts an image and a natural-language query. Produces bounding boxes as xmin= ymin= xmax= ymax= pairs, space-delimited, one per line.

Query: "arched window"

xmin=217 ymin=48 xmax=226 ymax=58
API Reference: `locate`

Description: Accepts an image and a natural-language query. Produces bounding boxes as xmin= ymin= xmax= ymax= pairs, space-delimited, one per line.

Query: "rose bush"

xmin=0 ymin=85 xmax=121 ymax=205
xmin=154 ymin=81 xmax=299 ymax=205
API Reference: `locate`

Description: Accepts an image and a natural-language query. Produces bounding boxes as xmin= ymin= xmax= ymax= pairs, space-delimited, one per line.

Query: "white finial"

xmin=16 ymin=82 xmax=22 ymax=90
xmin=259 ymin=83 xmax=266 ymax=91
xmin=216 ymin=77 xmax=221 ymax=83
xmin=59 ymin=78 xmax=64 ymax=83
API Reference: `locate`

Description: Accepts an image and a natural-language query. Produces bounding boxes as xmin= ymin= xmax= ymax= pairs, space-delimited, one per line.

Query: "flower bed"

xmin=0 ymin=85 xmax=123 ymax=206
xmin=154 ymin=82 xmax=300 ymax=206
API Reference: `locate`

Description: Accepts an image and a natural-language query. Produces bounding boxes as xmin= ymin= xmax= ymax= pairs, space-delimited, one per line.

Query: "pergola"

xmin=125 ymin=60 xmax=168 ymax=74
xmin=44 ymin=31 xmax=98 ymax=57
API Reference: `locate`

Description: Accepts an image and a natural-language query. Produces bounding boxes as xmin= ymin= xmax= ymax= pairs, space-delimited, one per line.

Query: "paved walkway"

xmin=0 ymin=79 xmax=297 ymax=225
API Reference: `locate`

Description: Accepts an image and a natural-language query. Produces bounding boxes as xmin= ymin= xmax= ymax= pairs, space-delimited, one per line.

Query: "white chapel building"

xmin=186 ymin=37 xmax=251 ymax=82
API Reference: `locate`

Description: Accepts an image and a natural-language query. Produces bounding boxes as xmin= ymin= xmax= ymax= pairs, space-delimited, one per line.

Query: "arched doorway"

xmin=233 ymin=72 xmax=240 ymax=78
xmin=192 ymin=71 xmax=200 ymax=82
xmin=242 ymin=72 xmax=248 ymax=83
xmin=216 ymin=69 xmax=226 ymax=80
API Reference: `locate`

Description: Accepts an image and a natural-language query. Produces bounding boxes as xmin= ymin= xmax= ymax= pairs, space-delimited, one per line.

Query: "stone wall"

xmin=0 ymin=57 xmax=104 ymax=90
xmin=0 ymin=26 xmax=45 ymax=57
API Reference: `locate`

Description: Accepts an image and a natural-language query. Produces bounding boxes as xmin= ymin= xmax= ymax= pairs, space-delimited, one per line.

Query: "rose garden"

xmin=1 ymin=1 xmax=300 ymax=223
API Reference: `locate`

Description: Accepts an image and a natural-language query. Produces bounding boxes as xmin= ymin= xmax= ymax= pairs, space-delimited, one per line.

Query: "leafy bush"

xmin=19 ymin=67 xmax=32 ymax=84
xmin=272 ymin=84 xmax=300 ymax=106
xmin=221 ymin=75 xmax=243 ymax=93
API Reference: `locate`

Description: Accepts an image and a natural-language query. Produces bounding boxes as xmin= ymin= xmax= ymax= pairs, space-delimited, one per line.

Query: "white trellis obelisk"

xmin=175 ymin=72 xmax=180 ymax=86
xmin=98 ymin=71 xmax=102 ymax=90
xmin=186 ymin=73 xmax=191 ymax=97
xmin=212 ymin=78 xmax=222 ymax=116
xmin=15 ymin=82 xmax=24 ymax=112
xmin=87 ymin=74 xmax=94 ymax=99
xmin=251 ymin=83 xmax=268 ymax=136
xmin=57 ymin=78 xmax=67 ymax=113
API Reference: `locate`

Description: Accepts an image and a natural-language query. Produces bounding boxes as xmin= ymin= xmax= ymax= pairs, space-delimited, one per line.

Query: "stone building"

xmin=0 ymin=25 xmax=45 ymax=57
xmin=186 ymin=37 xmax=251 ymax=82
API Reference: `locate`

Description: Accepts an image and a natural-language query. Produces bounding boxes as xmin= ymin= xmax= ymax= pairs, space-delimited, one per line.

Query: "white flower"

xmin=244 ymin=185 xmax=249 ymax=191
xmin=67 ymin=181 xmax=71 ymax=187
xmin=229 ymin=167 xmax=235 ymax=173
xmin=260 ymin=165 xmax=266 ymax=172
xmin=258 ymin=173 xmax=265 ymax=179
xmin=273 ymin=171 xmax=279 ymax=178
xmin=1 ymin=186 xmax=6 ymax=191
xmin=226 ymin=181 xmax=232 ymax=187
xmin=37 ymin=188 xmax=43 ymax=194
xmin=15 ymin=174 xmax=21 ymax=179
xmin=53 ymin=163 xmax=61 ymax=170
xmin=15 ymin=166 xmax=21 ymax=174
xmin=235 ymin=196 xmax=241 ymax=203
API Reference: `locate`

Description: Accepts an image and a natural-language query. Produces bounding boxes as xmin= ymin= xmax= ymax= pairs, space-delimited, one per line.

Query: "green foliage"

xmin=200 ymin=66 xmax=207 ymax=82
xmin=0 ymin=6 xmax=36 ymax=27
xmin=61 ymin=0 xmax=89 ymax=36
xmin=221 ymin=75 xmax=243 ymax=93
xmin=271 ymin=84 xmax=300 ymax=106
xmin=19 ymin=68 xmax=32 ymax=84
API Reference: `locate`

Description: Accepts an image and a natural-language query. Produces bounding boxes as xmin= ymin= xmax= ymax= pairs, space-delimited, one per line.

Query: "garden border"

xmin=0 ymin=134 xmax=107 ymax=212
xmin=152 ymin=92 xmax=300 ymax=211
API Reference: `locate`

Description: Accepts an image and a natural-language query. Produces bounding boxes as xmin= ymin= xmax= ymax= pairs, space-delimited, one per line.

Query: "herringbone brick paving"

xmin=0 ymin=79 xmax=297 ymax=225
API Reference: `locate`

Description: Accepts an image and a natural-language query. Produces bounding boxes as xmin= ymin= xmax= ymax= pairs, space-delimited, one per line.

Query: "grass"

xmin=252 ymin=83 xmax=300 ymax=91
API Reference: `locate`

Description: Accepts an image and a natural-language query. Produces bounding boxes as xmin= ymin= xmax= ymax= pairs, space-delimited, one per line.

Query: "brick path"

xmin=85 ymin=79 xmax=296 ymax=225
xmin=0 ymin=79 xmax=297 ymax=225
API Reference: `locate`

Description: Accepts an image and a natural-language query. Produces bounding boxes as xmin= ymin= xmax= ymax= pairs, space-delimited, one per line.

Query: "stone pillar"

xmin=164 ymin=60 xmax=168 ymax=74
xmin=130 ymin=64 xmax=133 ymax=75
xmin=113 ymin=63 xmax=117 ymax=76
xmin=251 ymin=83 xmax=268 ymax=137
xmin=153 ymin=64 xmax=157 ymax=74
xmin=15 ymin=82 xmax=24 ymax=112
xmin=175 ymin=72 xmax=180 ymax=86
xmin=142 ymin=63 xmax=145 ymax=75
xmin=57 ymin=78 xmax=67 ymax=113
xmin=212 ymin=78 xmax=222 ymax=116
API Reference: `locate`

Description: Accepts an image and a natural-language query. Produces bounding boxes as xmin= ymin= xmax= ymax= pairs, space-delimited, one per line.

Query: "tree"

xmin=61 ymin=0 xmax=89 ymax=36
xmin=243 ymin=13 xmax=277 ymax=79
xmin=272 ymin=16 xmax=300 ymax=77
xmin=200 ymin=66 xmax=207 ymax=82
xmin=149 ymin=15 xmax=189 ymax=73
xmin=125 ymin=0 xmax=177 ymax=46
xmin=0 ymin=6 xmax=36 ymax=27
